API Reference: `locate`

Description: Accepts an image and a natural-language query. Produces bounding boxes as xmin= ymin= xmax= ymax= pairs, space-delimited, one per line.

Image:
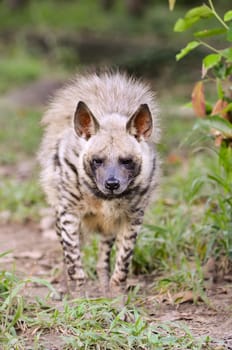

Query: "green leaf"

xmin=194 ymin=28 xmax=226 ymax=38
xmin=216 ymin=79 xmax=224 ymax=99
xmin=213 ymin=62 xmax=227 ymax=79
xmin=199 ymin=116 xmax=232 ymax=138
xmin=185 ymin=5 xmax=212 ymax=19
xmin=8 ymin=297 xmax=24 ymax=328
xmin=227 ymin=23 xmax=232 ymax=42
xmin=224 ymin=10 xmax=232 ymax=22
xmin=224 ymin=103 xmax=232 ymax=113
xmin=0 ymin=250 xmax=12 ymax=259
xmin=176 ymin=41 xmax=200 ymax=61
xmin=208 ymin=174 xmax=231 ymax=191
xmin=222 ymin=48 xmax=232 ymax=61
xmin=203 ymin=54 xmax=221 ymax=70
xmin=0 ymin=282 xmax=25 ymax=311
xmin=174 ymin=17 xmax=199 ymax=32
xmin=226 ymin=65 xmax=232 ymax=76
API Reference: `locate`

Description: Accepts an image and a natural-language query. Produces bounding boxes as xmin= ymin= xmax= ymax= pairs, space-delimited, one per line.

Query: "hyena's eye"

xmin=119 ymin=158 xmax=135 ymax=169
xmin=92 ymin=158 xmax=104 ymax=168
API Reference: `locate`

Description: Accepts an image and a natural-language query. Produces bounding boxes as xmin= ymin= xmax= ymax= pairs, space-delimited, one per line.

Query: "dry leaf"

xmin=211 ymin=99 xmax=229 ymax=119
xmin=158 ymin=311 xmax=193 ymax=322
xmin=169 ymin=0 xmax=176 ymax=11
xmin=173 ymin=290 xmax=201 ymax=304
xmin=203 ymin=257 xmax=216 ymax=281
xmin=201 ymin=64 xmax=207 ymax=79
xmin=214 ymin=135 xmax=224 ymax=146
xmin=211 ymin=100 xmax=230 ymax=146
xmin=167 ymin=153 xmax=183 ymax=164
xmin=163 ymin=198 xmax=176 ymax=206
xmin=191 ymin=81 xmax=206 ymax=117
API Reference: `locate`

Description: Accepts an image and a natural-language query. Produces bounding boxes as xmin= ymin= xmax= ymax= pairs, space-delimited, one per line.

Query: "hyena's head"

xmin=73 ymin=101 xmax=153 ymax=199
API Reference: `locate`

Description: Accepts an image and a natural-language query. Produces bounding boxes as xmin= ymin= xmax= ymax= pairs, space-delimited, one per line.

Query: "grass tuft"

xmin=0 ymin=266 xmax=213 ymax=349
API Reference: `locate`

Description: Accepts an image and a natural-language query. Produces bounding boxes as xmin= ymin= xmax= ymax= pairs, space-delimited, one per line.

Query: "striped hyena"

xmin=38 ymin=71 xmax=160 ymax=297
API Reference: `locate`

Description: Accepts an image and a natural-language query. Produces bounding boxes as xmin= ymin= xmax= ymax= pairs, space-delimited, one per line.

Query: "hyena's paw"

xmin=52 ymin=277 xmax=87 ymax=300
xmin=51 ymin=272 xmax=69 ymax=300
xmin=99 ymin=284 xmax=110 ymax=298
xmin=52 ymin=288 xmax=66 ymax=301
xmin=109 ymin=278 xmax=126 ymax=298
xmin=68 ymin=279 xmax=87 ymax=299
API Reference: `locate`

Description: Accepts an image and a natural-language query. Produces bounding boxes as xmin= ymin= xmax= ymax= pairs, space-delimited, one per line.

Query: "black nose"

xmin=105 ymin=178 xmax=120 ymax=191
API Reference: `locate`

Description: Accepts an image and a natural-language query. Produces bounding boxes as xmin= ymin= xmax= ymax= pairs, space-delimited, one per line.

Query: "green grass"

xmin=0 ymin=268 xmax=213 ymax=350
xmin=0 ymin=177 xmax=45 ymax=221
xmin=0 ymin=52 xmax=48 ymax=93
xmin=0 ymin=105 xmax=45 ymax=221
xmin=0 ymin=107 xmax=42 ymax=162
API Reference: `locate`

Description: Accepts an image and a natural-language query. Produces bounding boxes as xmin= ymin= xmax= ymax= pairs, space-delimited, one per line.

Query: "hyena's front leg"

xmin=97 ymin=237 xmax=115 ymax=295
xmin=56 ymin=209 xmax=85 ymax=296
xmin=110 ymin=213 xmax=144 ymax=295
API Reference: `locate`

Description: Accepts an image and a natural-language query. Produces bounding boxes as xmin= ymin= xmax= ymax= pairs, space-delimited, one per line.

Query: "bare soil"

xmin=0 ymin=222 xmax=232 ymax=349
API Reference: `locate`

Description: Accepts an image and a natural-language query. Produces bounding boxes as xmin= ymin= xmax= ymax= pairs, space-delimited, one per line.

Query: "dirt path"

xmin=0 ymin=223 xmax=232 ymax=348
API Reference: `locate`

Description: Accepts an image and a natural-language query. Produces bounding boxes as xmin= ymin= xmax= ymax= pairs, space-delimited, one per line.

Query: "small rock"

xmin=0 ymin=210 xmax=11 ymax=223
xmin=40 ymin=215 xmax=55 ymax=231
xmin=203 ymin=257 xmax=216 ymax=280
xmin=42 ymin=229 xmax=57 ymax=241
xmin=15 ymin=250 xmax=43 ymax=260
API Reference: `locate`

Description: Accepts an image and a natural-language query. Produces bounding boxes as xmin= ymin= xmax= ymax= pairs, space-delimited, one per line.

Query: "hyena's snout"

xmin=100 ymin=167 xmax=125 ymax=195
xmin=105 ymin=177 xmax=120 ymax=191
xmin=95 ymin=162 xmax=132 ymax=196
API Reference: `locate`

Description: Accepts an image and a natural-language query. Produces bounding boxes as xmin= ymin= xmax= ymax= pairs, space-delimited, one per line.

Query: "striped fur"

xmin=38 ymin=71 xmax=161 ymax=296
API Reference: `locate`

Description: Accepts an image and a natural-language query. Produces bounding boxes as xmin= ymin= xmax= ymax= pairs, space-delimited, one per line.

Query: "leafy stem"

xmin=198 ymin=40 xmax=220 ymax=54
xmin=208 ymin=0 xmax=229 ymax=30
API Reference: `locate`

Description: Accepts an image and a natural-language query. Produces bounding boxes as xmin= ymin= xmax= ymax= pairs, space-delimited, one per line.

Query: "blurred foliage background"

xmin=0 ymin=0 xmax=228 ymax=94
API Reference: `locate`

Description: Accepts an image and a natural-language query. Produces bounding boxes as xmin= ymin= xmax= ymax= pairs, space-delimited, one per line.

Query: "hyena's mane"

xmin=41 ymin=71 xmax=160 ymax=144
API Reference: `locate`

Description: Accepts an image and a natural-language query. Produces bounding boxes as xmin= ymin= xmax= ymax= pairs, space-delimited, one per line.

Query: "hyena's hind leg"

xmin=110 ymin=214 xmax=144 ymax=295
xmin=97 ymin=237 xmax=115 ymax=296
xmin=55 ymin=208 xmax=86 ymax=297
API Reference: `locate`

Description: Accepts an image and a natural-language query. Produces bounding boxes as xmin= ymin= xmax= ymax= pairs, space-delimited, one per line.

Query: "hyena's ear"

xmin=126 ymin=104 xmax=153 ymax=141
xmin=74 ymin=101 xmax=100 ymax=140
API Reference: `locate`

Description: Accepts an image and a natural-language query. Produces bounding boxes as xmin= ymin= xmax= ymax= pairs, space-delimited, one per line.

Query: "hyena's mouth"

xmin=84 ymin=180 xmax=133 ymax=200
xmin=92 ymin=181 xmax=138 ymax=200
xmin=96 ymin=177 xmax=137 ymax=199
xmin=95 ymin=187 xmax=127 ymax=200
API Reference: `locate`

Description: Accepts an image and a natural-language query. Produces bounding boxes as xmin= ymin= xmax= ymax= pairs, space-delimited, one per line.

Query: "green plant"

xmin=173 ymin=1 xmax=232 ymax=144
xmin=0 ymin=177 xmax=45 ymax=221
xmin=170 ymin=1 xmax=232 ymax=262
xmin=204 ymin=143 xmax=232 ymax=259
